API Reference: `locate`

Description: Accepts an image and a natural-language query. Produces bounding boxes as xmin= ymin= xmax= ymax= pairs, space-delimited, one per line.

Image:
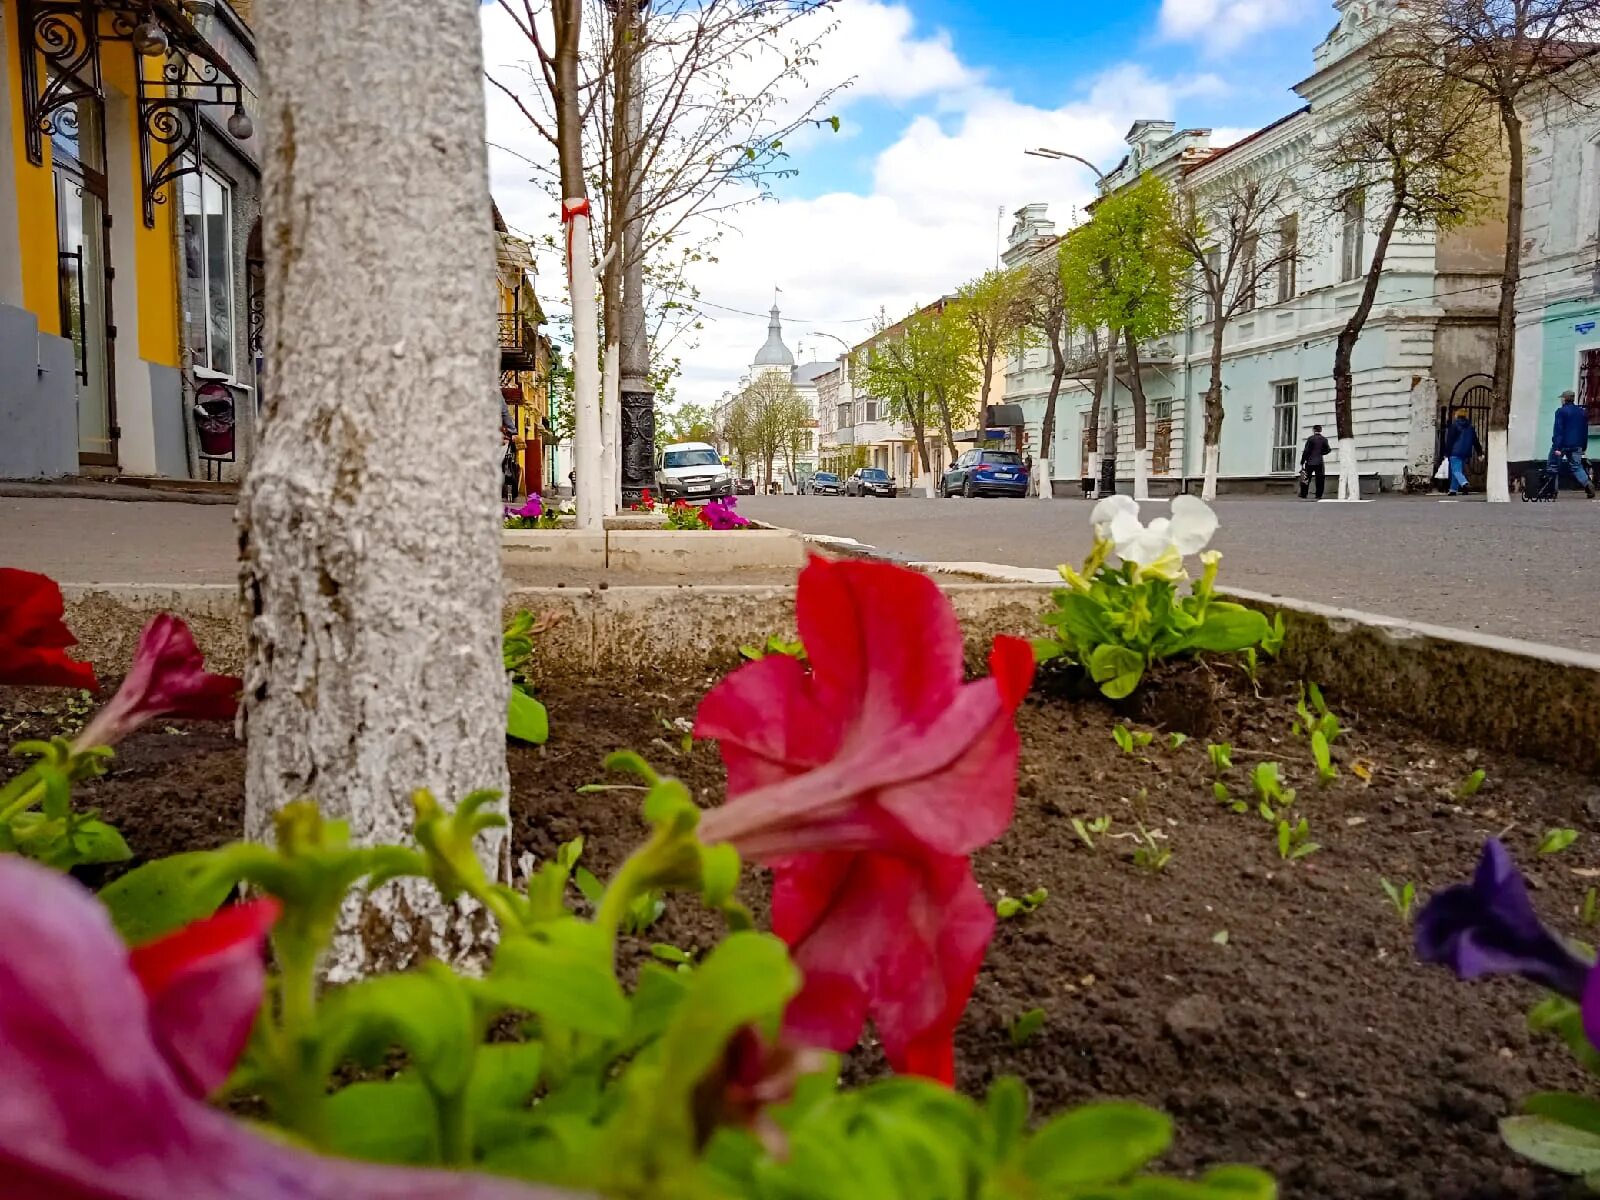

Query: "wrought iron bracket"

xmin=136 ymin=48 xmax=242 ymax=227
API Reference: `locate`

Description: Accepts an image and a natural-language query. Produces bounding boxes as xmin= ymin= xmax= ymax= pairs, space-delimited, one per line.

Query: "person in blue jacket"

xmin=1442 ymin=409 xmax=1483 ymax=496
xmin=1549 ymin=390 xmax=1595 ymax=499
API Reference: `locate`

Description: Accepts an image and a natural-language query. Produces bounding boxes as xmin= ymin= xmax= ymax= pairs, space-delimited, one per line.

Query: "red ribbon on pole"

xmin=561 ymin=198 xmax=592 ymax=278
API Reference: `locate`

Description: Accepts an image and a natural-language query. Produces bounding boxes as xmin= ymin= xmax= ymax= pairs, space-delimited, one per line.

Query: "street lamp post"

xmin=1026 ymin=147 xmax=1118 ymax=498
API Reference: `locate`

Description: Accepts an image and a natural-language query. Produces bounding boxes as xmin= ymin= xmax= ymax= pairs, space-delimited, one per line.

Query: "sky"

xmin=480 ymin=0 xmax=1342 ymax=409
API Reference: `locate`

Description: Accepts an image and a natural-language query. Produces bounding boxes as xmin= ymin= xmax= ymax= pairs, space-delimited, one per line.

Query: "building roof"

xmin=753 ymin=304 xmax=795 ymax=368
xmin=792 ymin=361 xmax=836 ymax=385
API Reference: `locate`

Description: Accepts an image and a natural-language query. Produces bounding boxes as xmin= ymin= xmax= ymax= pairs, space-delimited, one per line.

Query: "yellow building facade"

xmin=1 ymin=0 xmax=260 ymax=480
xmin=494 ymin=203 xmax=553 ymax=497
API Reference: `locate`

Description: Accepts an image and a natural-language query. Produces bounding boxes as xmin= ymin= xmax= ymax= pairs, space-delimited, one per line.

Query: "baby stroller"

xmin=1521 ymin=455 xmax=1595 ymax=502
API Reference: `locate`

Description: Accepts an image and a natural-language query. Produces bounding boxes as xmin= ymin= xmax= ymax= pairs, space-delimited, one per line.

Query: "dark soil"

xmin=5 ymin=666 xmax=1599 ymax=1200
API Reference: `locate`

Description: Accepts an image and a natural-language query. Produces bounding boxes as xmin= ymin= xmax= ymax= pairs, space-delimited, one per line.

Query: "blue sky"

xmin=482 ymin=0 xmax=1344 ymax=401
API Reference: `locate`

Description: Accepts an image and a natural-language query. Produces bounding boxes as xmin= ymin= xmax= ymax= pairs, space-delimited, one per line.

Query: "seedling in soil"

xmin=1168 ymin=732 xmax=1189 ymax=750
xmin=1456 ymin=768 xmax=1487 ymax=799
xmin=1539 ymin=828 xmax=1579 ymax=856
xmin=1381 ymin=878 xmax=1416 ymax=922
xmin=738 ymin=634 xmax=806 ymax=662
xmin=1276 ymin=817 xmax=1320 ymax=861
xmin=1211 ymin=929 xmax=1230 ymax=946
xmin=1072 ymin=815 xmax=1112 ymax=848
xmin=1213 ymin=781 xmax=1247 ymax=814
xmin=1112 ymin=724 xmax=1154 ymax=755
xmin=649 ymin=943 xmax=696 ymax=972
xmin=1311 ymin=729 xmax=1337 ymax=785
xmin=996 ymin=887 xmax=1048 ymax=919
xmin=1131 ymin=823 xmax=1172 ymax=873
xmin=1251 ymin=762 xmax=1295 ymax=819
xmin=1207 ymin=742 xmax=1233 ymax=774
xmin=1009 ymin=1007 xmax=1046 ymax=1046
xmin=1582 ymin=888 xmax=1598 ymax=928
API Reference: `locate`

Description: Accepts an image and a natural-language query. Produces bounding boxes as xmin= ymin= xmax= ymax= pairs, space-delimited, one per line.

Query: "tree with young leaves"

xmin=1069 ymin=175 xmax=1185 ymax=499
xmin=1017 ymin=240 xmax=1074 ymax=498
xmin=954 ymin=267 xmax=1035 ymax=438
xmin=655 ymin=400 xmax=717 ymax=449
xmin=1376 ymin=0 xmax=1600 ymax=500
xmin=859 ymin=305 xmax=974 ymax=493
xmin=731 ymin=368 xmax=809 ymax=489
xmin=1172 ymin=171 xmax=1300 ymax=500
xmin=1060 ymin=226 xmax=1113 ymax=484
xmin=1312 ymin=57 xmax=1497 ymax=500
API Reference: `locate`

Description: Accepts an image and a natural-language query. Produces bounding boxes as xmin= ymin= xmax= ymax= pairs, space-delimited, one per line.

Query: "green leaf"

xmin=468 ymin=1041 xmax=545 ymax=1113
xmin=1457 ymin=768 xmax=1487 ymax=799
xmin=1009 ymin=1007 xmax=1046 ymax=1046
xmin=1276 ymin=821 xmax=1291 ymax=859
xmin=1193 ymin=1165 xmax=1280 ymax=1197
xmin=1540 ymin=828 xmax=1580 ymax=855
xmin=625 ymin=962 xmax=690 ymax=1050
xmin=650 ymin=943 xmax=694 ymax=965
xmin=61 ymin=818 xmax=132 ymax=867
xmin=1089 ymin=645 xmax=1146 ymax=700
xmin=507 ymin=686 xmax=549 ymax=745
xmin=573 ymin=867 xmax=604 ymax=905
xmin=324 ymin=1081 xmax=438 ymax=1164
xmin=1021 ymin=1102 xmax=1173 ymax=1186
xmin=1212 ymin=929 xmax=1229 ymax=945
xmin=1030 ymin=636 xmax=1066 ymax=664
xmin=97 ymin=850 xmax=237 ymax=944
xmin=1501 ymin=1113 xmax=1600 ymax=1175
xmin=1212 ymin=781 xmax=1231 ymax=804
xmin=1311 ymin=730 xmax=1335 ymax=781
xmin=996 ymin=897 xmax=1022 ymax=919
xmin=700 ymin=842 xmax=741 ymax=908
xmin=483 ymin=921 xmax=629 ymax=1040
xmin=1112 ymin=725 xmax=1134 ymax=754
xmin=1185 ymin=604 xmax=1270 ymax=653
xmin=1168 ymin=732 xmax=1189 ymax=749
xmin=1523 ymin=1092 xmax=1600 ymax=1136
xmin=1208 ymin=743 xmax=1233 ymax=773
xmin=317 ymin=966 xmax=476 ymax=1096
xmin=984 ymin=1076 xmax=1030 ymax=1161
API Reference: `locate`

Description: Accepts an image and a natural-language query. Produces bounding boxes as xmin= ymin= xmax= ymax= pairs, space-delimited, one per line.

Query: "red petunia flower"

xmin=0 ymin=856 xmax=575 ymax=1200
xmin=0 ymin=568 xmax=97 ymax=691
xmin=74 ymin=614 xmax=240 ymax=750
xmin=695 ymin=557 xmax=1033 ymax=1084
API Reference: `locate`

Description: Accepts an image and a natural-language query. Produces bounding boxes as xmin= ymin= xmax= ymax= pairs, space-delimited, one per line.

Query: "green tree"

xmin=1067 ymin=174 xmax=1185 ymax=498
xmin=1060 ymin=226 xmax=1113 ymax=472
xmin=954 ymin=267 xmax=1035 ymax=437
xmin=655 ymin=401 xmax=717 ymax=450
xmin=732 ymin=369 xmax=808 ymax=489
xmin=859 ymin=305 xmax=974 ymax=490
xmin=1018 ymin=241 xmax=1074 ymax=491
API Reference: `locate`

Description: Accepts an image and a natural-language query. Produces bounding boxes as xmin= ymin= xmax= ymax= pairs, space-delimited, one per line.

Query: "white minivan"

xmin=654 ymin=442 xmax=734 ymax=501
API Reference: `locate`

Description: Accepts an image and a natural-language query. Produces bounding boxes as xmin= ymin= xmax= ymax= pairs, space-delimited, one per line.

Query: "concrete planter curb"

xmin=500 ymin=527 xmax=805 ymax=573
xmin=56 ymin=580 xmax=1600 ymax=773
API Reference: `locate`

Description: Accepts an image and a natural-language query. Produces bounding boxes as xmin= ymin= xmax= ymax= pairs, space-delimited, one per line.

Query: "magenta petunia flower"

xmin=505 ymin=495 xmax=542 ymax=521
xmin=0 ymin=855 xmax=576 ymax=1200
xmin=73 ymin=615 xmax=240 ymax=751
xmin=699 ymin=498 xmax=749 ymax=530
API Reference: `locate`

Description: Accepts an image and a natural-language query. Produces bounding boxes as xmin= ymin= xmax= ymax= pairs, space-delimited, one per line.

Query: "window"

xmin=864 ymin=399 xmax=878 ymax=422
xmin=1581 ymin=349 xmax=1600 ymax=427
xmin=1340 ymin=192 xmax=1365 ymax=283
xmin=663 ymin=447 xmax=720 ymax=468
xmin=1271 ymin=382 xmax=1299 ymax=473
xmin=1203 ymin=249 xmax=1221 ymax=323
xmin=837 ymin=402 xmax=852 ymax=429
xmin=1238 ymin=234 xmax=1259 ymax=313
xmin=979 ymin=450 xmax=1022 ymax=466
xmin=1277 ymin=215 xmax=1298 ymax=302
xmin=1153 ymin=399 xmax=1173 ymax=474
xmin=182 ymin=167 xmax=235 ymax=376
xmin=861 ymin=468 xmax=890 ymax=481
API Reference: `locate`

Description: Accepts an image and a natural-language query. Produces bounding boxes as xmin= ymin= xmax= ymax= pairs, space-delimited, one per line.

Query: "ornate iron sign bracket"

xmin=136 ymin=48 xmax=243 ymax=227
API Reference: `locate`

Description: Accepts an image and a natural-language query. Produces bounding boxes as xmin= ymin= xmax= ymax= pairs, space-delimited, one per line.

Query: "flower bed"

xmin=3 ymin=662 xmax=1593 ymax=1198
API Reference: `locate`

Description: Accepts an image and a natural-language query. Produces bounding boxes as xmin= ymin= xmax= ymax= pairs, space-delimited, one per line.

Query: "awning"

xmin=986 ymin=404 xmax=1026 ymax=427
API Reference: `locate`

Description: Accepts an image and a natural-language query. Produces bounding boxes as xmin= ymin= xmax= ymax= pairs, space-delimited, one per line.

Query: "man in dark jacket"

xmin=1549 ymin=390 xmax=1595 ymax=499
xmin=1443 ymin=409 xmax=1483 ymax=497
xmin=1299 ymin=424 xmax=1331 ymax=500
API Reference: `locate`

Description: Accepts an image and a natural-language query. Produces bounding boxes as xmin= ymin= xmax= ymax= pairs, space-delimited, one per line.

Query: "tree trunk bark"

xmin=1201 ymin=322 xmax=1225 ymax=502
xmin=935 ymin=386 xmax=958 ymax=457
xmin=1124 ymin=331 xmax=1149 ymax=500
xmin=1486 ymin=105 xmax=1523 ymax=503
xmin=1332 ymin=191 xmax=1403 ymax=502
xmin=1037 ymin=330 xmax=1066 ymax=502
xmin=239 ymin=0 xmax=508 ymax=980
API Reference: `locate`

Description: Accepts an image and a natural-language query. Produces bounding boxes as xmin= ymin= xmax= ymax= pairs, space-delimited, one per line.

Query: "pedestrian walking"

xmin=1299 ymin=424 xmax=1330 ymax=500
xmin=1548 ymin=390 xmax=1595 ymax=499
xmin=1442 ymin=408 xmax=1483 ymax=497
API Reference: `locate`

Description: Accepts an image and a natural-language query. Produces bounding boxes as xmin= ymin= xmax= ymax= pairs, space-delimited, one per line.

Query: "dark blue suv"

xmin=940 ymin=449 xmax=1029 ymax=498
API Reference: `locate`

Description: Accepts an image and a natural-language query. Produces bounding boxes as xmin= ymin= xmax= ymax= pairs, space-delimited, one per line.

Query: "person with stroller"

xmin=1549 ymin=390 xmax=1595 ymax=499
xmin=1442 ymin=408 xmax=1483 ymax=497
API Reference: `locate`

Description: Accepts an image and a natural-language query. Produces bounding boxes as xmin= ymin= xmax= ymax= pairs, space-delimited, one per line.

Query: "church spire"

xmin=752 ymin=294 xmax=795 ymax=370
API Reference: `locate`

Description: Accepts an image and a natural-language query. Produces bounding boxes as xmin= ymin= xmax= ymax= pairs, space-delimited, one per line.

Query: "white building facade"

xmin=1005 ymin=0 xmax=1502 ymax=494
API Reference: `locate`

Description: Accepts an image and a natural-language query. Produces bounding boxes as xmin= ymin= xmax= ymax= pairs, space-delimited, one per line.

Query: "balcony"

xmin=499 ymin=312 xmax=537 ymax=369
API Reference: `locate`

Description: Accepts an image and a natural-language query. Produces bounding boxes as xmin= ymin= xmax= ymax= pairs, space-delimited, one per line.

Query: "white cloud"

xmin=1158 ymin=0 xmax=1320 ymax=53
xmin=480 ymin=1 xmax=1249 ymax=409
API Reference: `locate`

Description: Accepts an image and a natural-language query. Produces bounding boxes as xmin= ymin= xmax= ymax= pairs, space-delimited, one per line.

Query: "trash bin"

xmin=193 ymin=384 xmax=235 ymax=459
xmin=1099 ymin=456 xmax=1117 ymax=497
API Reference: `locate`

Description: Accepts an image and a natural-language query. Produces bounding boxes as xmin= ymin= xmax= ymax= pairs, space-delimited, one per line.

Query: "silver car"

xmin=654 ymin=442 xmax=733 ymax=501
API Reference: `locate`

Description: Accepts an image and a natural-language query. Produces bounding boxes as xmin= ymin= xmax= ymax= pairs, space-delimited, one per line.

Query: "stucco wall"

xmin=0 ymin=305 xmax=78 ymax=478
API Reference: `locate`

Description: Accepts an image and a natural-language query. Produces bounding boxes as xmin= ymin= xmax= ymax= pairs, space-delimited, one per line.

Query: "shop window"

xmin=1271 ymin=381 xmax=1299 ymax=473
xmin=183 ymin=167 xmax=236 ymax=377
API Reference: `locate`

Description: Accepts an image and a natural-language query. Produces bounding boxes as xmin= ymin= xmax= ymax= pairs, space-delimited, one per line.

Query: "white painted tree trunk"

xmin=1132 ymin=447 xmax=1150 ymax=501
xmin=1337 ymin=435 xmax=1361 ymax=501
xmin=601 ymin=339 xmax=620 ymax=516
xmin=1201 ymin=443 xmax=1220 ymax=502
xmin=1486 ymin=429 xmax=1510 ymax=502
xmin=1086 ymin=450 xmax=1100 ymax=495
xmin=240 ymin=0 xmax=508 ymax=980
xmin=570 ymin=212 xmax=603 ymax=530
xmin=1035 ymin=457 xmax=1053 ymax=500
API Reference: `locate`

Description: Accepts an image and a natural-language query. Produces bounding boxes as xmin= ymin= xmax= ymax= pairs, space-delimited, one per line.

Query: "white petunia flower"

xmin=1090 ymin=494 xmax=1138 ymax=541
xmin=1099 ymin=495 xmax=1220 ymax=580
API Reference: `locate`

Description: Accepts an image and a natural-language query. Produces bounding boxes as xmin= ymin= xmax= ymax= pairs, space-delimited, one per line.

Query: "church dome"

xmin=752 ymin=304 xmax=795 ymax=369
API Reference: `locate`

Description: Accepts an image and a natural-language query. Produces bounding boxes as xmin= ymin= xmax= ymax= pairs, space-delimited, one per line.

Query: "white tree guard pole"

xmin=569 ymin=203 xmax=603 ymax=529
xmin=240 ymin=0 xmax=509 ymax=978
xmin=1337 ymin=435 xmax=1361 ymax=501
xmin=1485 ymin=429 xmax=1510 ymax=502
xmin=1201 ymin=443 xmax=1220 ymax=502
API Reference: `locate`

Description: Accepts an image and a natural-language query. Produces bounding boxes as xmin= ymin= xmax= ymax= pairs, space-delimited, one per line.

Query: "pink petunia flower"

xmin=695 ymin=557 xmax=1034 ymax=1084
xmin=73 ymin=615 xmax=240 ymax=751
xmin=0 ymin=855 xmax=577 ymax=1200
xmin=0 ymin=568 xmax=98 ymax=691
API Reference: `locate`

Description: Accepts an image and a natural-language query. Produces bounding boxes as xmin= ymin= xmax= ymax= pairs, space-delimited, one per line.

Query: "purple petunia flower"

xmin=1416 ymin=839 xmax=1600 ymax=1044
xmin=504 ymin=495 xmax=543 ymax=521
xmin=700 ymin=498 xmax=750 ymax=531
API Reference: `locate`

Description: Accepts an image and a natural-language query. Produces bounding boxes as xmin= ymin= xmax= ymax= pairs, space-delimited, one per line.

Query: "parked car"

xmin=846 ymin=467 xmax=897 ymax=498
xmin=734 ymin=477 xmax=756 ymax=495
xmin=654 ymin=441 xmax=734 ymax=501
xmin=809 ymin=471 xmax=842 ymax=495
xmin=940 ymin=449 xmax=1029 ymax=498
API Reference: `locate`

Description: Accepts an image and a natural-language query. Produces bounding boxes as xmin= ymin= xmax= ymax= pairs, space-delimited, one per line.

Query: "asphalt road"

xmin=3 ymin=491 xmax=1596 ymax=653
xmin=740 ymin=493 xmax=1600 ymax=654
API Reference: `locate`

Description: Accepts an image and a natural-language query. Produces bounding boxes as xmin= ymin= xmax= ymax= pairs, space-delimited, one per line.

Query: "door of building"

xmin=51 ymin=94 xmax=117 ymax=466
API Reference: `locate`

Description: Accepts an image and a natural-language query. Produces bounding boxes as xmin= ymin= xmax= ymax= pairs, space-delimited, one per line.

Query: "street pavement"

xmin=740 ymin=493 xmax=1600 ymax=654
xmin=2 ymin=492 xmax=1596 ymax=653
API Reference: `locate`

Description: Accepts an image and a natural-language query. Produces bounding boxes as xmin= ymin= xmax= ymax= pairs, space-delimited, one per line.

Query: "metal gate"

xmin=1437 ymin=374 xmax=1494 ymax=490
